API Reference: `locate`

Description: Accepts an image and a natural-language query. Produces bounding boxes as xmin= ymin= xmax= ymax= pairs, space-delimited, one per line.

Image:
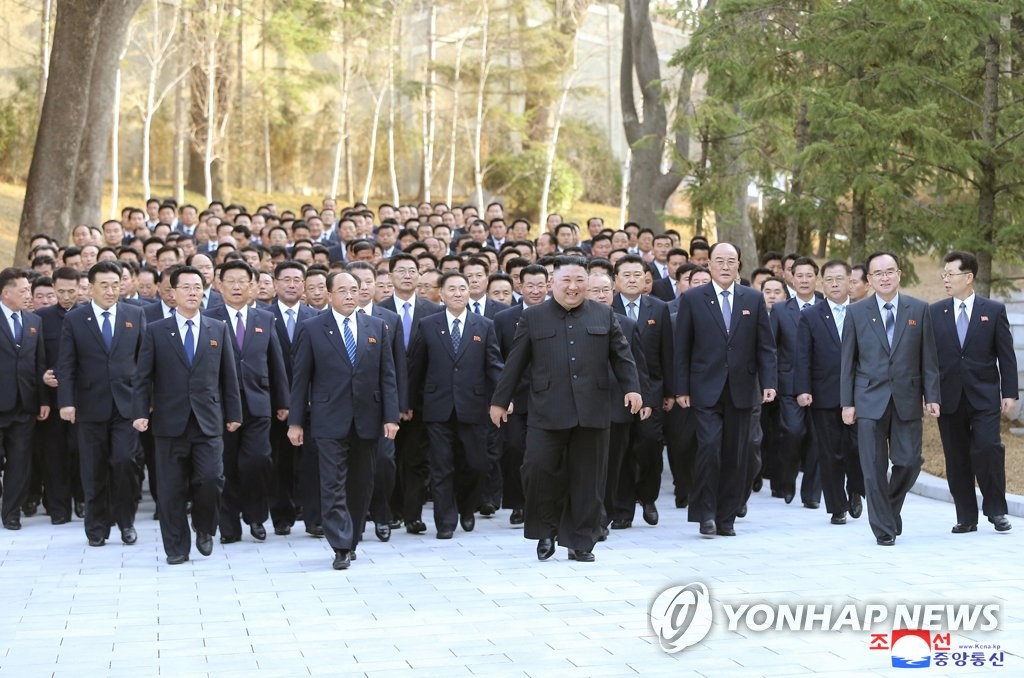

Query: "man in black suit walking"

xmin=491 ymin=256 xmax=642 ymax=563
xmin=930 ymin=251 xmax=1016 ymax=534
xmin=0 ymin=268 xmax=49 ymax=531
xmin=57 ymin=261 xmax=147 ymax=546
xmin=133 ymin=266 xmax=242 ymax=564
xmin=674 ymin=243 xmax=778 ymax=538
xmin=415 ymin=272 xmax=504 ymax=538
xmin=288 ymin=271 xmax=400 ymax=570
xmin=206 ymin=261 xmax=289 ymax=544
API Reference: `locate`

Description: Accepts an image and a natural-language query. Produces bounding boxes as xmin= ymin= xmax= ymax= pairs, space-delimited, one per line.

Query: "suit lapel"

xmin=165 ymin=320 xmax=190 ymax=368
xmin=83 ymin=309 xmax=108 ymax=353
xmin=703 ymin=287 xmax=729 ymax=338
xmin=192 ymin=318 xmax=210 ymax=368
xmin=0 ymin=313 xmax=15 ymax=350
xmin=438 ymin=317 xmax=456 ymax=360
xmin=964 ymin=297 xmax=985 ymax=350
xmin=323 ymin=313 xmax=351 ymax=366
xmin=866 ymin=300 xmax=890 ymax=351
xmin=821 ymin=306 xmax=841 ymax=346
xmin=109 ymin=305 xmax=128 ymax=355
xmin=890 ymin=298 xmax=911 ymax=353
xmin=355 ymin=311 xmax=372 ymax=366
xmin=455 ymin=314 xmax=476 ymax=362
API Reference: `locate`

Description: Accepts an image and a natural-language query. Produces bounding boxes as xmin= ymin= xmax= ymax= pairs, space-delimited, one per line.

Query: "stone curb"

xmin=911 ymin=470 xmax=1024 ymax=518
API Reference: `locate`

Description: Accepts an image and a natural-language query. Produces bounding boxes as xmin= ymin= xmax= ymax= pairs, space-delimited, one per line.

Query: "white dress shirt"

xmin=332 ymin=309 xmax=358 ymax=344
xmin=175 ymin=310 xmax=201 ymax=355
xmin=91 ymin=301 xmax=117 ymax=333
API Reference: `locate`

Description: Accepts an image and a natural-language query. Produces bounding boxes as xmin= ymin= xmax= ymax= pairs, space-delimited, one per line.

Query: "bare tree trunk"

xmin=445 ymin=35 xmax=465 ymax=206
xmin=420 ymin=1 xmax=437 ymax=202
xmin=849 ymin=189 xmax=867 ymax=265
xmin=39 ymin=0 xmax=53 ymax=114
xmin=260 ymin=0 xmax=272 ymax=194
xmin=331 ymin=9 xmax=350 ymax=200
xmin=540 ymin=35 xmax=577 ymax=223
xmin=204 ymin=4 xmax=218 ymax=205
xmin=472 ymin=0 xmax=490 ymax=210
xmin=109 ymin=55 xmax=125 ymax=219
xmin=386 ymin=2 xmax=400 ymax=206
xmin=173 ymin=44 xmax=186 ymax=203
xmin=784 ymin=100 xmax=808 ymax=254
xmin=362 ymin=81 xmax=388 ymax=205
xmin=975 ymin=33 xmax=999 ymax=297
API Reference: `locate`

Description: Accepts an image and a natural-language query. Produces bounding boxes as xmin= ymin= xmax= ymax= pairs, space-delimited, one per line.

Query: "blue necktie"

xmin=11 ymin=312 xmax=22 ymax=344
xmin=883 ymin=302 xmax=895 ymax=349
xmin=451 ymin=318 xmax=462 ymax=353
xmin=285 ymin=308 xmax=295 ymax=342
xmin=184 ymin=319 xmax=195 ymax=364
xmin=956 ymin=302 xmax=968 ymax=348
xmin=402 ymin=302 xmax=412 ymax=348
xmin=627 ymin=301 xmax=638 ymax=321
xmin=101 ymin=311 xmax=113 ymax=351
xmin=343 ymin=317 xmax=356 ymax=365
xmin=473 ymin=301 xmax=481 ymax=315
xmin=833 ymin=304 xmax=845 ymax=340
xmin=720 ymin=290 xmax=732 ymax=334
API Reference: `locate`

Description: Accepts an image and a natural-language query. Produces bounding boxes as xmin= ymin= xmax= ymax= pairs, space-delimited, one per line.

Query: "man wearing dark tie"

xmin=674 ymin=243 xmax=777 ymax=538
xmin=287 ymin=271 xmax=400 ymax=570
xmin=57 ymin=261 xmax=147 ymax=546
xmin=133 ymin=266 xmax=242 ymax=564
xmin=414 ymin=272 xmax=503 ymax=538
xmin=490 ymin=256 xmax=642 ymax=563
xmin=464 ymin=257 xmax=509 ymax=319
xmin=841 ymin=252 xmax=940 ymax=546
xmin=205 ymin=261 xmax=289 ymax=544
xmin=930 ymin=251 xmax=1016 ymax=534
xmin=0 ymin=268 xmax=49 ymax=530
xmin=795 ymin=260 xmax=864 ymax=526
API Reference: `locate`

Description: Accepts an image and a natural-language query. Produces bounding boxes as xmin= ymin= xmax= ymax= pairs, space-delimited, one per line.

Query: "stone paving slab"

xmin=0 ymin=469 xmax=1021 ymax=677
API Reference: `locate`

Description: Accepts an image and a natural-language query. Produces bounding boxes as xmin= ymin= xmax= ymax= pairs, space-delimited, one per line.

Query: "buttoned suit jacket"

xmin=204 ymin=305 xmax=288 ymax=419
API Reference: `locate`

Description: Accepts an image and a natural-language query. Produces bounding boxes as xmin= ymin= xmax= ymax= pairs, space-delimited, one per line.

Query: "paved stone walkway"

xmin=0 ymin=472 xmax=1020 ymax=677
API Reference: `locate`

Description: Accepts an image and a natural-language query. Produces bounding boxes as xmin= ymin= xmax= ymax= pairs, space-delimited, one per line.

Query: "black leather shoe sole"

xmin=951 ymin=523 xmax=977 ymax=534
xmin=405 ymin=520 xmax=427 ymax=534
xmin=536 ymin=538 xmax=555 ymax=561
xmin=196 ymin=533 xmax=213 ymax=556
xmin=166 ymin=554 xmax=189 ymax=565
xmin=121 ymin=527 xmax=138 ymax=544
xmin=568 ymin=549 xmax=595 ymax=562
xmin=250 ymin=524 xmax=267 ymax=541
xmin=332 ymin=551 xmax=351 ymax=570
xmin=699 ymin=520 xmax=715 ymax=538
xmin=876 ymin=536 xmax=895 ymax=546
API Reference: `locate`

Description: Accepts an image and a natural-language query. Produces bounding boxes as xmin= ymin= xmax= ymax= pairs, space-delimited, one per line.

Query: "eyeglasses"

xmin=712 ymin=258 xmax=739 ymax=268
xmin=822 ymin=276 xmax=847 ymax=284
xmin=869 ymin=269 xmax=899 ymax=279
xmin=174 ymin=285 xmax=204 ymax=294
xmin=940 ymin=272 xmax=969 ymax=280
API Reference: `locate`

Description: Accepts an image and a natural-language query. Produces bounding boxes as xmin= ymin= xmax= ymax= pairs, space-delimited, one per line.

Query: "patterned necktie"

xmin=802 ymin=302 xmax=811 ymax=310
xmin=627 ymin=301 xmax=638 ymax=321
xmin=833 ymin=304 xmax=845 ymax=340
xmin=286 ymin=308 xmax=295 ymax=342
xmin=11 ymin=312 xmax=22 ymax=344
xmin=235 ymin=311 xmax=245 ymax=350
xmin=883 ymin=302 xmax=895 ymax=349
xmin=720 ymin=290 xmax=732 ymax=333
xmin=451 ymin=318 xmax=462 ymax=352
xmin=343 ymin=317 xmax=356 ymax=365
xmin=956 ymin=301 xmax=969 ymax=348
xmin=101 ymin=311 xmax=113 ymax=351
xmin=184 ymin=319 xmax=195 ymax=365
xmin=402 ymin=301 xmax=412 ymax=348
xmin=473 ymin=301 xmax=481 ymax=315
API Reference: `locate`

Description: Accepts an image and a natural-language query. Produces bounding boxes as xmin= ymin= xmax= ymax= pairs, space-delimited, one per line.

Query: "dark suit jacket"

xmin=773 ymin=297 xmax=806 ymax=396
xmin=56 ymin=302 xmax=146 ymax=422
xmin=35 ymin=303 xmax=72 ymax=407
xmin=367 ymin=305 xmax=409 ymax=412
xmin=204 ymin=305 xmax=289 ymax=419
xmin=840 ymin=293 xmax=940 ymax=420
xmin=380 ymin=295 xmax=444 ymax=409
xmin=674 ymin=282 xmax=777 ymax=408
xmin=494 ymin=305 xmax=530 ymax=414
xmin=0 ymin=310 xmax=46 ymax=416
xmin=612 ymin=294 xmax=674 ymax=398
xmin=468 ymin=297 xmax=508 ymax=320
xmin=491 ymin=298 xmax=640 ymax=430
xmin=270 ymin=301 xmax=317 ymax=383
xmin=651 ymin=277 xmax=677 ymax=303
xmin=795 ymin=300 xmax=844 ymax=409
xmin=133 ymin=315 xmax=243 ymax=437
xmin=930 ymin=296 xmax=1017 ymax=414
xmin=203 ymin=288 xmax=225 ymax=312
xmin=143 ymin=301 xmax=174 ymax=324
xmin=288 ymin=311 xmax=400 ymax=439
xmin=648 ymin=261 xmax=668 ymax=281
xmin=415 ymin=312 xmax=504 ymax=424
xmin=609 ymin=314 xmax=657 ymax=423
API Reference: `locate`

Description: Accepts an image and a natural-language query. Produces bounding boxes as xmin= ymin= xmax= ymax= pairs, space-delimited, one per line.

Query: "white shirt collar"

xmin=954 ymin=292 xmax=976 ymax=318
xmin=0 ymin=301 xmax=18 ymax=323
xmin=175 ymin=309 xmax=200 ymax=336
xmin=831 ymin=297 xmax=851 ymax=312
xmin=357 ymin=302 xmax=374 ymax=315
xmin=91 ymin=301 xmax=116 ymax=323
xmin=711 ymin=280 xmax=736 ymax=298
xmin=394 ymin=293 xmax=417 ymax=313
xmin=446 ymin=307 xmax=469 ymax=331
xmin=876 ymin=292 xmax=900 ymax=318
xmin=160 ymin=300 xmax=176 ymax=318
xmin=332 ymin=308 xmax=357 ymax=336
xmin=225 ymin=302 xmax=248 ymax=322
xmin=277 ymin=300 xmax=300 ymax=316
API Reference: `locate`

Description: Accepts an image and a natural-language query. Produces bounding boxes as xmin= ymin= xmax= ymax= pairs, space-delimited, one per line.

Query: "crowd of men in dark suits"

xmin=1 ymin=196 xmax=1016 ymax=568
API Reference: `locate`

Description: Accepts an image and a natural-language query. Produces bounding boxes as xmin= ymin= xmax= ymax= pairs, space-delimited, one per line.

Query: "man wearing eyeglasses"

xmin=840 ymin=251 xmax=940 ymax=546
xmin=929 ymin=251 xmax=1016 ymax=535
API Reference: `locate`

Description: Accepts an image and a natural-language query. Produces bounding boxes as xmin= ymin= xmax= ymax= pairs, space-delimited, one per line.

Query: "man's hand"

xmin=43 ymin=369 xmax=58 ymax=388
xmin=383 ymin=422 xmax=399 ymax=439
xmin=133 ymin=418 xmax=149 ymax=432
xmin=226 ymin=421 xmax=241 ymax=432
xmin=842 ymin=407 xmax=856 ymax=425
xmin=639 ymin=406 xmax=652 ymax=421
xmin=762 ymin=389 xmax=776 ymax=404
xmin=489 ymin=405 xmax=509 ymax=428
xmin=662 ymin=397 xmax=675 ymax=412
xmin=924 ymin=402 xmax=940 ymax=418
xmin=37 ymin=405 xmax=50 ymax=421
xmin=59 ymin=407 xmax=76 ymax=424
xmin=1002 ymin=398 xmax=1017 ymax=416
xmin=507 ymin=402 xmax=514 ymax=415
xmin=624 ymin=392 xmax=642 ymax=414
xmin=287 ymin=424 xmax=303 ymax=446
xmin=796 ymin=393 xmax=812 ymax=407
xmin=400 ymin=410 xmax=413 ymax=422
xmin=275 ymin=409 xmax=289 ymax=421
xmin=676 ymin=395 xmax=691 ymax=409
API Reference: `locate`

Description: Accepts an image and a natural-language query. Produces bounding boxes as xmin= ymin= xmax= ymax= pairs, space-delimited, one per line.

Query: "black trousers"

xmin=395 ymin=415 xmax=430 ymax=524
xmin=777 ymin=395 xmax=806 ymax=496
xmin=937 ymin=396 xmax=1008 ymax=524
xmin=300 ymin=429 xmax=322 ymax=529
xmin=0 ymin=413 xmax=35 ymax=526
xmin=78 ymin=416 xmax=141 ymax=541
xmin=744 ymin=402 xmax=763 ymax=505
xmin=315 ymin=432 xmax=375 ymax=552
xmin=37 ymin=412 xmax=79 ymax=522
xmin=613 ymin=410 xmax=664 ymax=519
xmin=857 ymin=399 xmax=922 ymax=540
xmin=809 ymin=408 xmax=863 ymax=515
xmin=603 ymin=421 xmax=631 ymax=526
xmin=219 ymin=415 xmax=273 ymax=538
xmin=498 ymin=412 xmax=527 ymax=510
xmin=269 ymin=417 xmax=298 ymax=529
xmin=690 ymin=386 xmax=751 ymax=528
xmin=523 ymin=425 xmax=608 ymax=552
xmin=759 ymin=399 xmax=781 ymax=484
xmin=665 ymin=405 xmax=697 ymax=504
xmin=481 ymin=425 xmax=503 ymax=508
xmin=426 ymin=416 xmax=492 ymax=532
xmin=154 ymin=415 xmax=224 ymax=558
xmin=369 ymin=436 xmax=396 ymax=526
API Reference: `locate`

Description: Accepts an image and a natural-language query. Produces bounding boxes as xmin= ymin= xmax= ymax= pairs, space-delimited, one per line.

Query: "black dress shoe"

xmin=536 ymin=537 xmax=556 ymax=561
xmin=406 ymin=520 xmax=427 ymax=534
xmin=22 ymin=501 xmax=38 ymax=517
xmin=305 ymin=524 xmax=325 ymax=538
xmin=274 ymin=524 xmax=291 ymax=536
xmin=51 ymin=516 xmax=71 ymax=525
xmin=736 ymin=503 xmax=747 ymax=518
xmin=784 ymin=493 xmax=795 ymax=505
xmin=509 ymin=509 xmax=525 ymax=525
xmin=436 ymin=530 xmax=454 ymax=539
xmin=876 ymin=535 xmax=896 ymax=546
xmin=675 ymin=496 xmax=688 ymax=509
xmin=88 ymin=536 xmax=106 ymax=547
xmin=460 ymin=513 xmax=475 ymax=532
xmin=752 ymin=477 xmax=763 ymax=492
xmin=250 ymin=523 xmax=267 ymax=541
xmin=74 ymin=499 xmax=85 ymax=519
xmin=121 ymin=527 xmax=138 ymax=544
xmin=803 ymin=501 xmax=820 ymax=510
xmin=220 ymin=534 xmax=241 ymax=544
xmin=350 ymin=549 xmax=357 ymax=561
xmin=567 ymin=549 xmax=595 ymax=562
xmin=951 ymin=522 xmax=978 ymax=534
xmin=896 ymin=515 xmax=903 ymax=536
xmin=716 ymin=525 xmax=736 ymax=537
xmin=610 ymin=519 xmax=632 ymax=529
xmin=597 ymin=525 xmax=609 ymax=542
xmin=992 ymin=515 xmax=1012 ymax=532
xmin=195 ymin=532 xmax=213 ymax=556
xmin=831 ymin=512 xmax=848 ymax=525
xmin=332 ymin=550 xmax=351 ymax=570
xmin=699 ymin=520 xmax=716 ymax=537
xmin=152 ymin=508 xmax=159 ymax=521
xmin=641 ymin=503 xmax=659 ymax=526
xmin=166 ymin=554 xmax=188 ymax=565
xmin=374 ymin=522 xmax=391 ymax=541
xmin=479 ymin=502 xmax=496 ymax=517
xmin=3 ymin=519 xmax=21 ymax=531
xmin=848 ymin=493 xmax=863 ymax=519
xmin=388 ymin=518 xmax=402 ymax=529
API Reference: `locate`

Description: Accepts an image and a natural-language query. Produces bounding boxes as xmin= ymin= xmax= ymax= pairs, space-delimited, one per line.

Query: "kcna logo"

xmin=649 ymin=583 xmax=714 ymax=653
